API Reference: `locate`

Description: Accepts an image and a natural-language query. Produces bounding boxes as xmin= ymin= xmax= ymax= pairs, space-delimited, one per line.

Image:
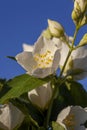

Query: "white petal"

xmin=52 ymin=49 xmax=60 ymax=72
xmin=59 ymin=43 xmax=69 ymax=66
xmin=33 ymin=68 xmax=52 ymax=78
xmin=0 ymin=103 xmax=24 ymax=130
xmin=52 ymin=37 xmax=62 ymax=49
xmin=56 ymin=106 xmax=71 ymax=122
xmin=28 ymin=83 xmax=52 ymax=109
xmin=72 ymin=45 xmax=87 ymax=59
xmin=72 ymin=45 xmax=87 ymax=79
xmin=70 ymin=106 xmax=87 ymax=125
xmin=23 ymin=43 xmax=34 ymax=52
xmin=34 ymin=35 xmax=59 ymax=55
xmin=72 ymin=57 xmax=87 ymax=80
xmin=16 ymin=52 xmax=37 ymax=75
xmin=57 ymin=106 xmax=87 ymax=130
xmin=33 ymin=34 xmax=44 ymax=54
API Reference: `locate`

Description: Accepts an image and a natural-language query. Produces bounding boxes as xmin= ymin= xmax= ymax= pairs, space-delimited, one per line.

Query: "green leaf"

xmin=0 ymin=74 xmax=50 ymax=104
xmin=0 ymin=79 xmax=11 ymax=98
xmin=11 ymin=98 xmax=44 ymax=126
xmin=38 ymin=127 xmax=45 ymax=130
xmin=66 ymin=80 xmax=87 ymax=107
xmin=52 ymin=121 xmax=65 ymax=130
xmin=0 ymin=78 xmax=6 ymax=91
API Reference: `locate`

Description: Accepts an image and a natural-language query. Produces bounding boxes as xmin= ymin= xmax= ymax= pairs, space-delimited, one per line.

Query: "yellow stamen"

xmin=33 ymin=50 xmax=53 ymax=69
xmin=63 ymin=114 xmax=75 ymax=130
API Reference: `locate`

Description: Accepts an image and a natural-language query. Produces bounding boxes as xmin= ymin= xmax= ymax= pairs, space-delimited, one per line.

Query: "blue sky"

xmin=0 ymin=0 xmax=87 ymax=90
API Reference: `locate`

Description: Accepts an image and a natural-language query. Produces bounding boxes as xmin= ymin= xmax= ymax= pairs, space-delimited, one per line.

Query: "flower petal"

xmin=72 ymin=45 xmax=87 ymax=79
xmin=56 ymin=106 xmax=87 ymax=130
xmin=57 ymin=106 xmax=71 ymax=122
xmin=23 ymin=43 xmax=34 ymax=52
xmin=32 ymin=68 xmax=52 ymax=78
xmin=28 ymin=83 xmax=52 ymax=109
xmin=0 ymin=103 xmax=24 ymax=130
xmin=52 ymin=49 xmax=60 ymax=72
xmin=16 ymin=52 xmax=37 ymax=75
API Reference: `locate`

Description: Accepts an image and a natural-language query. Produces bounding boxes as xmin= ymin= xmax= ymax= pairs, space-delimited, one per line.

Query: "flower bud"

xmin=71 ymin=0 xmax=87 ymax=25
xmin=48 ymin=19 xmax=64 ymax=38
xmin=74 ymin=0 xmax=87 ymax=13
xmin=28 ymin=83 xmax=52 ymax=110
xmin=79 ymin=33 xmax=87 ymax=46
xmin=80 ymin=14 xmax=87 ymax=27
xmin=71 ymin=10 xmax=80 ymax=25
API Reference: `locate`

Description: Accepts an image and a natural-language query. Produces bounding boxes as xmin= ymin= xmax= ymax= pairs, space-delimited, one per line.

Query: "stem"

xmin=45 ymin=76 xmax=68 ymax=129
xmin=71 ymin=27 xmax=79 ymax=48
xmin=45 ymin=85 xmax=58 ymax=129
xmin=60 ymin=27 xmax=79 ymax=77
xmin=60 ymin=49 xmax=72 ymax=77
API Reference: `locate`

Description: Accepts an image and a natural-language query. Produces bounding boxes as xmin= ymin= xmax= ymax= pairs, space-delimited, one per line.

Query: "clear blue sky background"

xmin=0 ymin=0 xmax=87 ymax=90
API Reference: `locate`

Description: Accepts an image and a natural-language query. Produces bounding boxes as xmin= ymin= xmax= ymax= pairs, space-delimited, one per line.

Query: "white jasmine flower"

xmin=16 ymin=34 xmax=61 ymax=78
xmin=56 ymin=106 xmax=87 ymax=130
xmin=59 ymin=40 xmax=87 ymax=80
xmin=0 ymin=103 xmax=24 ymax=130
xmin=28 ymin=82 xmax=52 ymax=110
xmin=71 ymin=45 xmax=87 ymax=80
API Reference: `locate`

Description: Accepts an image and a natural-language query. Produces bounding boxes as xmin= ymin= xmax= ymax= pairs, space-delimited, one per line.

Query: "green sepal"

xmin=52 ymin=121 xmax=65 ymax=130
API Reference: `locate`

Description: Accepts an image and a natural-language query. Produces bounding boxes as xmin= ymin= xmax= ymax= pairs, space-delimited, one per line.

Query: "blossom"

xmin=16 ymin=34 xmax=61 ymax=78
xmin=56 ymin=106 xmax=87 ymax=130
xmin=0 ymin=103 xmax=24 ymax=130
xmin=28 ymin=82 xmax=52 ymax=110
xmin=48 ymin=19 xmax=64 ymax=38
xmin=59 ymin=40 xmax=87 ymax=80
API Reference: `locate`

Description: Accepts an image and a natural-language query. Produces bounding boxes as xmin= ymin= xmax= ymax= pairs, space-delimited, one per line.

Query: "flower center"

xmin=63 ymin=114 xmax=75 ymax=130
xmin=33 ymin=50 xmax=53 ymax=68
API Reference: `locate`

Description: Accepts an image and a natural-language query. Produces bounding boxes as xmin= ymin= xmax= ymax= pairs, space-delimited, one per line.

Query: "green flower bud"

xmin=48 ymin=19 xmax=65 ymax=38
xmin=71 ymin=10 xmax=80 ymax=25
xmin=79 ymin=33 xmax=87 ymax=46
xmin=74 ymin=0 xmax=87 ymax=13
xmin=80 ymin=14 xmax=87 ymax=27
xmin=72 ymin=0 xmax=87 ymax=26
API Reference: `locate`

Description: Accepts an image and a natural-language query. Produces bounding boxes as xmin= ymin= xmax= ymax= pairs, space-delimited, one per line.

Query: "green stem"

xmin=71 ymin=27 xmax=79 ymax=48
xmin=59 ymin=49 xmax=72 ymax=77
xmin=45 ymin=78 xmax=58 ymax=129
xmin=45 ymin=76 xmax=68 ymax=129
xmin=60 ymin=27 xmax=79 ymax=77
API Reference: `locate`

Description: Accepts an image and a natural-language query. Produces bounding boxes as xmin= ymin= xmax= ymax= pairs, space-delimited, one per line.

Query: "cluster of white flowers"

xmin=0 ymin=0 xmax=87 ymax=129
xmin=15 ymin=19 xmax=87 ymax=129
xmin=0 ymin=18 xmax=87 ymax=130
